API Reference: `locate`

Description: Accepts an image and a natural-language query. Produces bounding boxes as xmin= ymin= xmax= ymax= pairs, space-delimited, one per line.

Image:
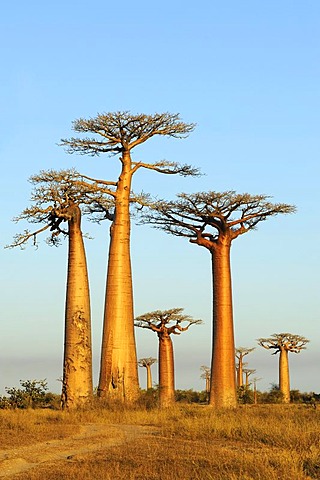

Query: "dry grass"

xmin=0 ymin=409 xmax=79 ymax=449
xmin=1 ymin=404 xmax=320 ymax=479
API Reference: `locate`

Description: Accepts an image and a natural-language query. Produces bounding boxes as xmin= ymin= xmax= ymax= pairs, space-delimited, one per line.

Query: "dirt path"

xmin=0 ymin=423 xmax=153 ymax=478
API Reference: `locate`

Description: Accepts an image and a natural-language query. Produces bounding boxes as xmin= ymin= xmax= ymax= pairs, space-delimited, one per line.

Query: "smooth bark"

xmin=237 ymin=363 xmax=244 ymax=388
xmin=158 ymin=335 xmax=175 ymax=407
xmin=279 ymin=348 xmax=290 ymax=403
xmin=146 ymin=364 xmax=153 ymax=390
xmin=98 ymin=153 xmax=139 ymax=401
xmin=209 ymin=238 xmax=237 ymax=408
xmin=61 ymin=204 xmax=93 ymax=408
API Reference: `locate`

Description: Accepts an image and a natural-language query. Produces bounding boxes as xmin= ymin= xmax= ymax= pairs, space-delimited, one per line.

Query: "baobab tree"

xmin=200 ymin=365 xmax=211 ymax=398
xmin=138 ymin=357 xmax=157 ymax=390
xmin=7 ymin=169 xmax=113 ymax=409
xmin=60 ymin=112 xmax=198 ymax=402
xmin=252 ymin=377 xmax=262 ymax=404
xmin=135 ymin=308 xmax=202 ymax=407
xmin=258 ymin=333 xmax=309 ymax=403
xmin=142 ymin=191 xmax=295 ymax=408
xmin=243 ymin=368 xmax=256 ymax=388
xmin=235 ymin=347 xmax=255 ymax=388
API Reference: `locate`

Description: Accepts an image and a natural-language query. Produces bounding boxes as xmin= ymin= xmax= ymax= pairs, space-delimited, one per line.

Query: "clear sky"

xmin=0 ymin=1 xmax=319 ymax=396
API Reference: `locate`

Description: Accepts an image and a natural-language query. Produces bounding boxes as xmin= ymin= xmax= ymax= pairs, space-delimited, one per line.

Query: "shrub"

xmin=2 ymin=379 xmax=58 ymax=409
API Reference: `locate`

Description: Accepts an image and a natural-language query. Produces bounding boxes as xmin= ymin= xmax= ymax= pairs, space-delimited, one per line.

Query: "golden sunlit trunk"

xmin=61 ymin=205 xmax=92 ymax=409
xmin=209 ymin=239 xmax=237 ymax=408
xmin=206 ymin=376 xmax=210 ymax=394
xmin=146 ymin=365 xmax=153 ymax=390
xmin=279 ymin=348 xmax=290 ymax=403
xmin=237 ymin=361 xmax=243 ymax=388
xmin=158 ymin=335 xmax=175 ymax=408
xmin=98 ymin=154 xmax=139 ymax=402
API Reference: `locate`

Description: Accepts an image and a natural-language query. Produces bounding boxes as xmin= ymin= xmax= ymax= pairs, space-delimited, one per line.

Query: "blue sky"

xmin=0 ymin=1 xmax=319 ymax=395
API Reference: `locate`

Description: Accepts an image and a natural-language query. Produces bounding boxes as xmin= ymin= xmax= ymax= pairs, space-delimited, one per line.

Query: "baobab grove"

xmin=142 ymin=191 xmax=295 ymax=408
xmin=61 ymin=112 xmax=199 ymax=403
xmin=7 ymin=169 xmax=114 ymax=409
xmin=135 ymin=308 xmax=202 ymax=408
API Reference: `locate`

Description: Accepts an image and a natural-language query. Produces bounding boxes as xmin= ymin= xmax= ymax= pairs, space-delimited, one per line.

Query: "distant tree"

xmin=200 ymin=365 xmax=211 ymax=394
xmin=235 ymin=347 xmax=255 ymax=388
xmin=61 ymin=111 xmax=198 ymax=402
xmin=258 ymin=333 xmax=309 ymax=403
xmin=252 ymin=377 xmax=262 ymax=404
xmin=243 ymin=368 xmax=256 ymax=387
xmin=135 ymin=308 xmax=202 ymax=407
xmin=7 ymin=169 xmax=112 ymax=408
xmin=138 ymin=357 xmax=157 ymax=390
xmin=142 ymin=191 xmax=295 ymax=408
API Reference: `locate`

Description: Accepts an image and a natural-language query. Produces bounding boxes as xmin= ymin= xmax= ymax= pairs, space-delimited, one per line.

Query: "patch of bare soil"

xmin=0 ymin=423 xmax=153 ymax=478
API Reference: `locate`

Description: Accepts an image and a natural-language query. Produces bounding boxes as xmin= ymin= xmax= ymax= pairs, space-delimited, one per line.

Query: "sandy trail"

xmin=0 ymin=423 xmax=152 ymax=478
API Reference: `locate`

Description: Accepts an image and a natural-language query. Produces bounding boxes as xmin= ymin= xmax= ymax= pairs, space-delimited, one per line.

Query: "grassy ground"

xmin=1 ymin=404 xmax=319 ymax=479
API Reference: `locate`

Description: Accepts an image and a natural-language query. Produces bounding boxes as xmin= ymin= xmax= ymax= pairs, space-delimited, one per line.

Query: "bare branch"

xmin=258 ymin=333 xmax=309 ymax=354
xmin=60 ymin=111 xmax=195 ymax=156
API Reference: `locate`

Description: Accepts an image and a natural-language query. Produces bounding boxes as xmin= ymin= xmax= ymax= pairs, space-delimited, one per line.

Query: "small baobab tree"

xmin=142 ymin=191 xmax=295 ymax=408
xmin=60 ymin=112 xmax=199 ymax=402
xmin=258 ymin=333 xmax=309 ymax=403
xmin=252 ymin=377 xmax=262 ymax=404
xmin=243 ymin=368 xmax=256 ymax=388
xmin=6 ymin=169 xmax=112 ymax=409
xmin=138 ymin=357 xmax=157 ymax=390
xmin=200 ymin=365 xmax=211 ymax=399
xmin=235 ymin=347 xmax=255 ymax=388
xmin=135 ymin=308 xmax=202 ymax=408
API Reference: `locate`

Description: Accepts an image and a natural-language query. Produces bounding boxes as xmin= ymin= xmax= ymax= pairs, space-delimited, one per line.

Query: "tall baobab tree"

xmin=7 ymin=169 xmax=112 ymax=409
xmin=60 ymin=112 xmax=198 ymax=402
xmin=138 ymin=357 xmax=157 ymax=390
xmin=258 ymin=333 xmax=309 ymax=403
xmin=235 ymin=347 xmax=255 ymax=388
xmin=142 ymin=191 xmax=295 ymax=408
xmin=135 ymin=308 xmax=202 ymax=408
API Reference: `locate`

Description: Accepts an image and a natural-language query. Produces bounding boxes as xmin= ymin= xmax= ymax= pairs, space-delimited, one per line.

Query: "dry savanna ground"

xmin=0 ymin=404 xmax=319 ymax=480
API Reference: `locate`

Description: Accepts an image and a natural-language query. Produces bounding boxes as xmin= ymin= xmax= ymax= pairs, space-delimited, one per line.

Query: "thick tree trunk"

xmin=61 ymin=204 xmax=92 ymax=409
xmin=158 ymin=334 xmax=175 ymax=408
xmin=146 ymin=365 xmax=153 ymax=390
xmin=209 ymin=239 xmax=237 ymax=408
xmin=98 ymin=154 xmax=139 ymax=402
xmin=279 ymin=348 xmax=290 ymax=403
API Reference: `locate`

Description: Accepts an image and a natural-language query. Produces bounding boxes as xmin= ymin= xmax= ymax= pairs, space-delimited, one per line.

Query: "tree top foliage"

xmin=135 ymin=307 xmax=202 ymax=336
xmin=141 ymin=191 xmax=296 ymax=247
xmin=60 ymin=111 xmax=196 ymax=155
xmin=138 ymin=357 xmax=157 ymax=367
xmin=200 ymin=365 xmax=211 ymax=379
xmin=60 ymin=111 xmax=200 ymax=177
xmin=6 ymin=169 xmax=116 ymax=249
xmin=235 ymin=347 xmax=256 ymax=358
xmin=258 ymin=333 xmax=309 ymax=354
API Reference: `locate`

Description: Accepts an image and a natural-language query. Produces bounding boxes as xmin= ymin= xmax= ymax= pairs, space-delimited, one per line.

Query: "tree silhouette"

xmin=135 ymin=308 xmax=202 ymax=407
xmin=235 ymin=347 xmax=255 ymax=388
xmin=7 ymin=169 xmax=112 ymax=408
xmin=142 ymin=191 xmax=295 ymax=408
xmin=258 ymin=333 xmax=309 ymax=403
xmin=138 ymin=357 xmax=157 ymax=390
xmin=61 ymin=112 xmax=199 ymax=402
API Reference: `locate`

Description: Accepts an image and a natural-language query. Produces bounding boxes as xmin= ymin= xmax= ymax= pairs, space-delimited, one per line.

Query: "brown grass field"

xmin=0 ymin=404 xmax=319 ymax=479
